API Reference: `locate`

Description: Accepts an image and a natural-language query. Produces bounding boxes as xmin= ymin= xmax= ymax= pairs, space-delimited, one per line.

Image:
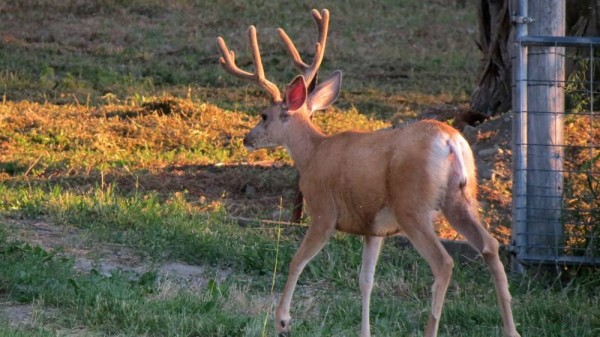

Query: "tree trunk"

xmin=567 ymin=0 xmax=600 ymax=36
xmin=469 ymin=0 xmax=600 ymax=119
xmin=470 ymin=0 xmax=512 ymax=117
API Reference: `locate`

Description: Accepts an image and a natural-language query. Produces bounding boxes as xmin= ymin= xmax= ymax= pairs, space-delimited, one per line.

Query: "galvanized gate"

xmin=511 ymin=1 xmax=600 ymax=265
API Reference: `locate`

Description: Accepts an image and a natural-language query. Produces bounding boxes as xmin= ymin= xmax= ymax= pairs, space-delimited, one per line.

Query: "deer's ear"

xmin=307 ymin=70 xmax=342 ymax=113
xmin=285 ymin=75 xmax=307 ymax=112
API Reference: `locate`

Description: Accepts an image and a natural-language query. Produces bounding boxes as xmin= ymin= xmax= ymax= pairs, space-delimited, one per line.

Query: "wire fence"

xmin=512 ymin=28 xmax=600 ymax=265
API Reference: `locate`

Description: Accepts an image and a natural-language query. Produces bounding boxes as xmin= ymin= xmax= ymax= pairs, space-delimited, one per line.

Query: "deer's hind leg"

xmin=396 ymin=210 xmax=454 ymax=337
xmin=442 ymin=193 xmax=520 ymax=337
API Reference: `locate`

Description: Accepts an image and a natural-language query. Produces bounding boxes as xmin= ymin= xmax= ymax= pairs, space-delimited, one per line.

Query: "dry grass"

xmin=0 ymin=97 xmax=388 ymax=219
xmin=0 ymin=93 xmax=520 ymax=242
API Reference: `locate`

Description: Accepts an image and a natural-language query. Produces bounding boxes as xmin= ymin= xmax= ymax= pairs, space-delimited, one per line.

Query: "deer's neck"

xmin=283 ymin=117 xmax=325 ymax=173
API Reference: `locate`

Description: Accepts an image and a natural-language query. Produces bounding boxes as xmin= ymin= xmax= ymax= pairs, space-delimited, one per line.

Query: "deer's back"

xmin=300 ymin=120 xmax=465 ymax=236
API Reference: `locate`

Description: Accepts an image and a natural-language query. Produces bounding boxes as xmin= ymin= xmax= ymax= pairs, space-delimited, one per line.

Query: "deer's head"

xmin=216 ymin=9 xmax=342 ymax=151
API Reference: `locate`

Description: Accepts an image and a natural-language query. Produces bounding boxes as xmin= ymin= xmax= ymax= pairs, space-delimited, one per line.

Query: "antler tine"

xmin=278 ymin=8 xmax=330 ymax=85
xmin=217 ymin=37 xmax=252 ymax=79
xmin=247 ymin=26 xmax=282 ymax=101
xmin=216 ymin=26 xmax=281 ymax=102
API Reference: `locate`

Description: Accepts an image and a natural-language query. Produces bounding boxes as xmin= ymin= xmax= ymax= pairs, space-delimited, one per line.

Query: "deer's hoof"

xmin=276 ymin=316 xmax=291 ymax=337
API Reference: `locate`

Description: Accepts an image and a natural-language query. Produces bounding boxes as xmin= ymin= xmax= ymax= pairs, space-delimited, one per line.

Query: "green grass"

xmin=0 ymin=0 xmax=476 ymax=114
xmin=1 ymin=187 xmax=600 ymax=336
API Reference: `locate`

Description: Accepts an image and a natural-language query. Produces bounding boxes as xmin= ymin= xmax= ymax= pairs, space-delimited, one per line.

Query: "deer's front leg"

xmin=276 ymin=221 xmax=334 ymax=337
xmin=359 ymin=236 xmax=384 ymax=337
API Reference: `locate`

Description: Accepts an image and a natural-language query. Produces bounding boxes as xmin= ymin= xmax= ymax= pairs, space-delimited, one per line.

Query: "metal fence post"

xmin=511 ymin=0 xmax=529 ymax=271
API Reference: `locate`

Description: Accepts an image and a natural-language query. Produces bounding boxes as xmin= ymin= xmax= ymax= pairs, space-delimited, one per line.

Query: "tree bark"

xmin=470 ymin=0 xmax=512 ymax=117
xmin=470 ymin=0 xmax=600 ymax=119
xmin=567 ymin=0 xmax=600 ymax=36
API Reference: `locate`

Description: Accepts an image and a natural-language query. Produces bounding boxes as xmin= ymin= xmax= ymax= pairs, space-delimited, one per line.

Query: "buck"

xmin=217 ymin=9 xmax=520 ymax=337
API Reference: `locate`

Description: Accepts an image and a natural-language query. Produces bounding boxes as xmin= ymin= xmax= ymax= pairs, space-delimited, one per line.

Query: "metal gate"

xmin=511 ymin=1 xmax=600 ymax=265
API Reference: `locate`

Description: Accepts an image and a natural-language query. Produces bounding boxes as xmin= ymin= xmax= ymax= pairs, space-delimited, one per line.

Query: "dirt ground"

xmin=2 ymin=217 xmax=233 ymax=331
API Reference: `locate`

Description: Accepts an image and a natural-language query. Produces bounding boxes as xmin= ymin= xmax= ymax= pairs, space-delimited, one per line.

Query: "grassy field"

xmin=1 ymin=0 xmax=600 ymax=336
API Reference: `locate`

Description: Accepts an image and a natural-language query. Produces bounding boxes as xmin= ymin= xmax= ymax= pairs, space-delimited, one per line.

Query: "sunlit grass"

xmin=0 ymin=97 xmax=387 ymax=173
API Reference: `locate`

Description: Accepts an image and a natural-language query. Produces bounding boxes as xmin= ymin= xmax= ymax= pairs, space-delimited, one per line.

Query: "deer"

xmin=216 ymin=9 xmax=520 ymax=337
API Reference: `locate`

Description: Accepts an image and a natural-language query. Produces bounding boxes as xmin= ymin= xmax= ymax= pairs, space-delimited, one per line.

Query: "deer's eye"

xmin=261 ymin=114 xmax=267 ymax=121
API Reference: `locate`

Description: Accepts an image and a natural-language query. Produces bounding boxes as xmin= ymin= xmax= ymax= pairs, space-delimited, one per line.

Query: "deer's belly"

xmin=371 ymin=207 xmax=403 ymax=236
xmin=336 ymin=206 xmax=403 ymax=237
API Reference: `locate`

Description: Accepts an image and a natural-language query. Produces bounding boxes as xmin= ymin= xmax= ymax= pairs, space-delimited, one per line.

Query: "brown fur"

xmin=298 ymin=120 xmax=457 ymax=236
